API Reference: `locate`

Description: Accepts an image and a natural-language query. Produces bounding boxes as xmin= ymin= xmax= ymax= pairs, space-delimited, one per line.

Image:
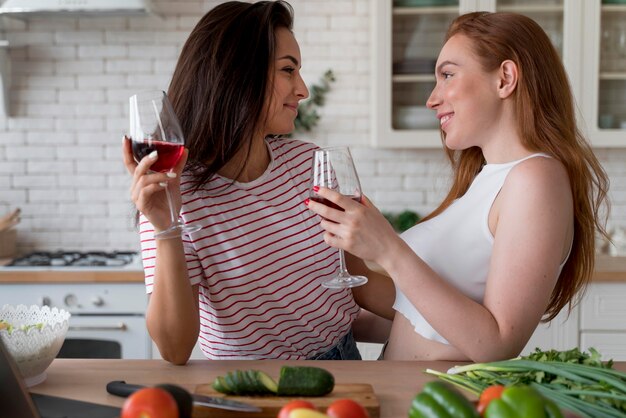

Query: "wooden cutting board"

xmin=193 ymin=383 xmax=380 ymax=417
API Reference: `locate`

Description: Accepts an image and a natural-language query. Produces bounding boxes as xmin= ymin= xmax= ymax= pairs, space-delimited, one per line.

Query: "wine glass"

xmin=310 ymin=146 xmax=368 ymax=289
xmin=129 ymin=90 xmax=201 ymax=239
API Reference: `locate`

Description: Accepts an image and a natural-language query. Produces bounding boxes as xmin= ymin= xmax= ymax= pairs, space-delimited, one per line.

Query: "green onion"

xmin=425 ymin=348 xmax=626 ymax=417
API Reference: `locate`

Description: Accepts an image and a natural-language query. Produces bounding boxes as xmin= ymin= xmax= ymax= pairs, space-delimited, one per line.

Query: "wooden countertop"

xmin=0 ymin=257 xmax=144 ymax=283
xmin=1 ymin=256 xmax=625 ymax=284
xmin=592 ymin=255 xmax=626 ymax=282
xmin=365 ymin=255 xmax=626 ymax=283
xmin=0 ymin=270 xmax=145 ymax=283
xmin=31 ymin=359 xmax=626 ymax=417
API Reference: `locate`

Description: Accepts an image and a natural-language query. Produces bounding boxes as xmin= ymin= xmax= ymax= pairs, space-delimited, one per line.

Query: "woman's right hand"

xmin=122 ymin=136 xmax=188 ymax=232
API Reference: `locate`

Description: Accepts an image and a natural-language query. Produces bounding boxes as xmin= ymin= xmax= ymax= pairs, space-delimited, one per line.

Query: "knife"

xmin=106 ymin=380 xmax=262 ymax=413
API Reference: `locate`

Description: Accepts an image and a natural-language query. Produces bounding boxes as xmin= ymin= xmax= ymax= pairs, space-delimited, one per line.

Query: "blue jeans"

xmin=308 ymin=330 xmax=362 ymax=360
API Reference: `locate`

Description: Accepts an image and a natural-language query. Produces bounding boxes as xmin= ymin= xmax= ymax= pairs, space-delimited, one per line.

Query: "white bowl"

xmin=394 ymin=106 xmax=440 ymax=129
xmin=0 ymin=304 xmax=70 ymax=387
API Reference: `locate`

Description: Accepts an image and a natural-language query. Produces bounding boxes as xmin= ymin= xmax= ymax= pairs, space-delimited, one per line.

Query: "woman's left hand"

xmin=306 ymin=187 xmax=400 ymax=265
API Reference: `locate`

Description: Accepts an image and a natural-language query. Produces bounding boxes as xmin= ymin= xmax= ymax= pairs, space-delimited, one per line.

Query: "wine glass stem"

xmin=337 ymin=248 xmax=349 ymax=278
xmin=164 ymin=182 xmax=179 ymax=225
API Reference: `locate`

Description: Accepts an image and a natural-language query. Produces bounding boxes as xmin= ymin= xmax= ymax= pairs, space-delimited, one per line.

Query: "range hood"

xmin=0 ymin=0 xmax=153 ymax=18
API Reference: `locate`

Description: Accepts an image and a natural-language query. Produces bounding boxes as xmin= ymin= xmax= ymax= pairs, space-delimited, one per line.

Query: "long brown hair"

xmin=425 ymin=12 xmax=610 ymax=321
xmin=167 ymin=1 xmax=294 ymax=191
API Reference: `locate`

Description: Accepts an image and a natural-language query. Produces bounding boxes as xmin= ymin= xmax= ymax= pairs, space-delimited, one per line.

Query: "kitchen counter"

xmin=0 ymin=257 xmax=144 ymax=283
xmin=0 ymin=269 xmax=144 ymax=283
xmin=0 ymin=256 xmax=624 ymax=284
xmin=30 ymin=359 xmax=626 ymax=417
xmin=592 ymin=255 xmax=626 ymax=282
xmin=365 ymin=255 xmax=626 ymax=282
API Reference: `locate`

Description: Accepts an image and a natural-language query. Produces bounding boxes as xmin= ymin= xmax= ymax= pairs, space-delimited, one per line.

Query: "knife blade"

xmin=106 ymin=380 xmax=262 ymax=413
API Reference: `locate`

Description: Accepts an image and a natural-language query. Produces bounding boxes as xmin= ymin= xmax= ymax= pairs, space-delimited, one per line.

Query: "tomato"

xmin=326 ymin=399 xmax=369 ymax=418
xmin=277 ymin=400 xmax=316 ymax=418
xmin=121 ymin=387 xmax=179 ymax=418
xmin=477 ymin=384 xmax=505 ymax=415
xmin=287 ymin=409 xmax=330 ymax=418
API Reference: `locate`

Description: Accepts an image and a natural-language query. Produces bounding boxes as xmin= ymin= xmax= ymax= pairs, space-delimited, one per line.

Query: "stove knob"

xmin=64 ymin=294 xmax=78 ymax=308
xmin=40 ymin=297 xmax=51 ymax=307
xmin=91 ymin=296 xmax=105 ymax=307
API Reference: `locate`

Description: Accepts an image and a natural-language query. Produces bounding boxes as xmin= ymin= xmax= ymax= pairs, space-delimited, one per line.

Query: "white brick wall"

xmin=0 ymin=0 xmax=624 ymax=253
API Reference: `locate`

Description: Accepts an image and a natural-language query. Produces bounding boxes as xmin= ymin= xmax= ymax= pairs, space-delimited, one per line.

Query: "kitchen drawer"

xmin=580 ymin=283 xmax=626 ymax=330
xmin=0 ymin=283 xmax=147 ymax=314
xmin=522 ymin=307 xmax=579 ymax=355
xmin=580 ymin=332 xmax=626 ymax=361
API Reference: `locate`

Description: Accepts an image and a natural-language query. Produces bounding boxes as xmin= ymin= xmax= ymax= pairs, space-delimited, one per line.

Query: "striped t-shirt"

xmin=139 ymin=138 xmax=360 ymax=359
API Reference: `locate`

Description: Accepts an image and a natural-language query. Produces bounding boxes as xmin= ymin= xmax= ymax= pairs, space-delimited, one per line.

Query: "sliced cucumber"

xmin=216 ymin=375 xmax=231 ymax=392
xmin=224 ymin=371 xmax=240 ymax=395
xmin=212 ymin=366 xmax=332 ymax=397
xmin=276 ymin=366 xmax=334 ymax=396
xmin=255 ymin=370 xmax=278 ymax=394
xmin=240 ymin=369 xmax=259 ymax=394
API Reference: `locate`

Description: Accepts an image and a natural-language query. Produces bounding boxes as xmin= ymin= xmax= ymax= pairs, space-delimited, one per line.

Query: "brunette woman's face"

xmin=426 ymin=34 xmax=503 ymax=150
xmin=264 ymin=27 xmax=309 ymax=136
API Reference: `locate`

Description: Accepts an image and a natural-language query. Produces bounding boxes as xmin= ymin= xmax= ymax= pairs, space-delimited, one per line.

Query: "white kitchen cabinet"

xmin=371 ymin=0 xmax=626 ymax=148
xmin=579 ymin=1 xmax=626 ymax=146
xmin=522 ymin=282 xmax=626 ymax=360
xmin=522 ymin=305 xmax=579 ymax=355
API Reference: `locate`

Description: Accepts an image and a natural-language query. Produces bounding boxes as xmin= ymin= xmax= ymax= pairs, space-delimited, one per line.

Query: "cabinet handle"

xmin=69 ymin=323 xmax=127 ymax=331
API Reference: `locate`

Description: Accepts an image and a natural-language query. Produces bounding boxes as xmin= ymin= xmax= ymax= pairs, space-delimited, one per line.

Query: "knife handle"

xmin=106 ymin=380 xmax=147 ymax=398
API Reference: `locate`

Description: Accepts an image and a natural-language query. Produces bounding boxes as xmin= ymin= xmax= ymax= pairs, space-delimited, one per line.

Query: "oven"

xmin=0 ymin=251 xmax=151 ymax=359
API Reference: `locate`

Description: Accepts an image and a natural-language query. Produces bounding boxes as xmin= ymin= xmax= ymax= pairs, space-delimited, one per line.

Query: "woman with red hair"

xmin=308 ymin=12 xmax=610 ymax=362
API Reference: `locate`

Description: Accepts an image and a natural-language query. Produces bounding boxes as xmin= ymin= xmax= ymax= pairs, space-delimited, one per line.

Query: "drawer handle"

xmin=69 ymin=323 xmax=128 ymax=331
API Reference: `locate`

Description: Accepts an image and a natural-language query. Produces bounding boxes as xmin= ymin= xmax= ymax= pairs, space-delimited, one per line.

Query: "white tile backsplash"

xmin=0 ymin=0 xmax=624 ymax=253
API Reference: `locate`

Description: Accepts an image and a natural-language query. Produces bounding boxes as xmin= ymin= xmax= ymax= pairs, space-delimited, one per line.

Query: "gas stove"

xmin=3 ymin=251 xmax=142 ymax=270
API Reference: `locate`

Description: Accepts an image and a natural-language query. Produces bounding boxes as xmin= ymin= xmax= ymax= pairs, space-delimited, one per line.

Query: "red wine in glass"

xmin=310 ymin=196 xmax=361 ymax=212
xmin=131 ymin=139 xmax=184 ymax=173
xmin=129 ymin=90 xmax=201 ymax=239
xmin=309 ymin=147 xmax=368 ymax=289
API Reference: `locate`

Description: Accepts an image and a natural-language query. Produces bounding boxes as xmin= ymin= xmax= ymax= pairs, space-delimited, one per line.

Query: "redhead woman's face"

xmin=264 ymin=27 xmax=309 ymax=136
xmin=426 ymin=34 xmax=503 ymax=150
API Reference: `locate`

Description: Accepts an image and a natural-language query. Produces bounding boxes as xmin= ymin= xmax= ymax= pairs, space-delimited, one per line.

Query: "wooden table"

xmin=29 ymin=359 xmax=626 ymax=417
xmin=32 ymin=359 xmax=462 ymax=417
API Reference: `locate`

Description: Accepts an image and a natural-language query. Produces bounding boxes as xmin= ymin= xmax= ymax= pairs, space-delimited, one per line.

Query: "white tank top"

xmin=393 ymin=153 xmax=566 ymax=344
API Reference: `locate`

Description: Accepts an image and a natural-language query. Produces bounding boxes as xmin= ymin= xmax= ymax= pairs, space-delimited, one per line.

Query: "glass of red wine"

xmin=310 ymin=146 xmax=368 ymax=289
xmin=129 ymin=90 xmax=201 ymax=239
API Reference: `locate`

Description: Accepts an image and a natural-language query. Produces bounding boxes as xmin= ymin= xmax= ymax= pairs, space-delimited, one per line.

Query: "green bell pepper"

xmin=484 ymin=385 xmax=563 ymax=418
xmin=409 ymin=381 xmax=480 ymax=418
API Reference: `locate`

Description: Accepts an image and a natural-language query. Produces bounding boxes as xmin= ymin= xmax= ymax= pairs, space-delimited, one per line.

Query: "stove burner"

xmin=7 ymin=251 xmax=138 ymax=268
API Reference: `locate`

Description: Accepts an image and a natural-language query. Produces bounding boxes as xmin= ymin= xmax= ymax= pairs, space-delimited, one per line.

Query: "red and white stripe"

xmin=139 ymin=138 xmax=359 ymax=359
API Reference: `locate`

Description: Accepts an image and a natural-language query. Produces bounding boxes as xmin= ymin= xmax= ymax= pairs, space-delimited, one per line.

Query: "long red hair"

xmin=423 ymin=12 xmax=610 ymax=321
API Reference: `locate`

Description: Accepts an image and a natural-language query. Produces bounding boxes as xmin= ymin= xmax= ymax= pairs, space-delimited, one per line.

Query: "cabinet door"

xmin=521 ymin=305 xmax=579 ymax=355
xmin=580 ymin=283 xmax=626 ymax=330
xmin=371 ymin=0 xmax=569 ymax=148
xmin=580 ymin=333 xmax=626 ymax=361
xmin=371 ymin=0 xmax=478 ymax=148
xmin=580 ymin=1 xmax=626 ymax=146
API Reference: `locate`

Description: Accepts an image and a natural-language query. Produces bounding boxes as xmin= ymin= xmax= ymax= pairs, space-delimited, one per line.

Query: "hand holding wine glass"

xmin=127 ymin=90 xmax=201 ymax=239
xmin=309 ymin=146 xmax=368 ymax=289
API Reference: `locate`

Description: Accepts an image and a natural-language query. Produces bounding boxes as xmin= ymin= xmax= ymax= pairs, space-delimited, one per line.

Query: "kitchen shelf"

xmin=497 ymin=5 xmax=563 ymax=13
xmin=600 ymin=72 xmax=626 ymax=80
xmin=392 ymin=74 xmax=436 ymax=82
xmin=602 ymin=5 xmax=626 ymax=12
xmin=393 ymin=6 xmax=459 ymax=15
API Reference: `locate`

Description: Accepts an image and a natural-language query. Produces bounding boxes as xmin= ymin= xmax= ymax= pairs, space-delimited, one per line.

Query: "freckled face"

xmin=264 ymin=27 xmax=309 ymax=136
xmin=426 ymin=34 xmax=502 ymax=150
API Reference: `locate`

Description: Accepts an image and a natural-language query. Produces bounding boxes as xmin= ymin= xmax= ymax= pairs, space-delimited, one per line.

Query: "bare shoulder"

xmin=503 ymin=155 xmax=571 ymax=198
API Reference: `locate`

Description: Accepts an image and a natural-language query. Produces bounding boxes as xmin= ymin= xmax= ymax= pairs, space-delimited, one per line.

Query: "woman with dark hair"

xmin=123 ymin=1 xmax=361 ymax=364
xmin=308 ymin=12 xmax=610 ymax=361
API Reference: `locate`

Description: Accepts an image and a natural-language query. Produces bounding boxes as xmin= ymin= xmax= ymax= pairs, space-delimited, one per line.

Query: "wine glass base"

xmin=154 ymin=223 xmax=202 ymax=240
xmin=321 ymin=274 xmax=368 ymax=289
